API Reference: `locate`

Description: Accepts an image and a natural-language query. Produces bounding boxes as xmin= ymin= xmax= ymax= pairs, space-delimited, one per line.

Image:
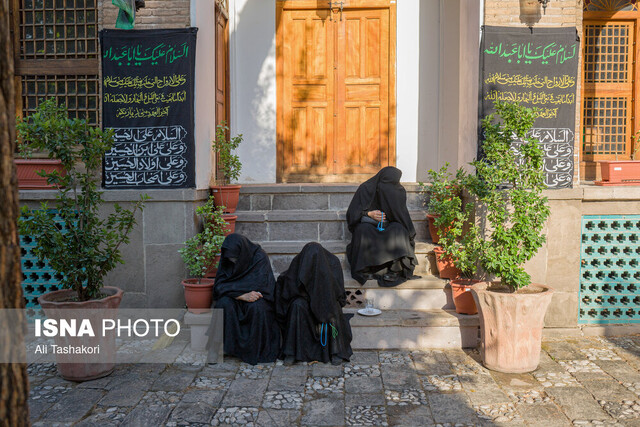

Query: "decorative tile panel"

xmin=20 ymin=211 xmax=69 ymax=320
xmin=579 ymin=215 xmax=640 ymax=324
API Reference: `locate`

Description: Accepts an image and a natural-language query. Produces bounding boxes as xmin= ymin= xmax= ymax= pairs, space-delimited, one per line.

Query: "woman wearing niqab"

xmin=206 ymin=233 xmax=281 ymax=365
xmin=346 ymin=166 xmax=417 ymax=287
xmin=275 ymin=242 xmax=353 ymax=364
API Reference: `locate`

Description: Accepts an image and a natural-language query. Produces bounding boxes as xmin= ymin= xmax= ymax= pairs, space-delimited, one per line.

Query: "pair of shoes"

xmin=283 ymin=356 xmax=295 ymax=366
xmin=383 ymin=272 xmax=399 ymax=282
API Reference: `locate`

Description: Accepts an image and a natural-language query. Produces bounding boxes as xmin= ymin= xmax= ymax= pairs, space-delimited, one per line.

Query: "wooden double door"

xmin=276 ymin=0 xmax=396 ymax=182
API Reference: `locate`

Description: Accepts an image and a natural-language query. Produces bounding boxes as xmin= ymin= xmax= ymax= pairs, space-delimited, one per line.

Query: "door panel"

xmin=281 ymin=9 xmax=334 ymax=176
xmin=336 ymin=9 xmax=389 ymax=174
xmin=277 ymin=2 xmax=394 ymax=182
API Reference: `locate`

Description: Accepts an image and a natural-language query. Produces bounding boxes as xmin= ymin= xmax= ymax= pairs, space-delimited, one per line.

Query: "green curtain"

xmin=112 ymin=0 xmax=136 ymax=29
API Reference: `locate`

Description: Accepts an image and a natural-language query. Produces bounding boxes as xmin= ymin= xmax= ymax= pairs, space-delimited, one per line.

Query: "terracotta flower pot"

xmin=433 ymin=246 xmax=461 ymax=279
xmin=204 ymin=254 xmax=221 ymax=279
xmin=426 ymin=213 xmax=440 ymax=243
xmin=222 ymin=214 xmax=238 ymax=236
xmin=596 ymin=160 xmax=640 ymax=185
xmin=15 ymin=159 xmax=66 ymax=189
xmin=426 ymin=213 xmax=453 ymax=244
xmin=450 ymin=279 xmax=480 ymax=315
xmin=182 ymin=278 xmax=215 ymax=314
xmin=210 ymin=184 xmax=242 ymax=213
xmin=38 ymin=286 xmax=123 ymax=382
xmin=471 ymin=281 xmax=554 ymax=373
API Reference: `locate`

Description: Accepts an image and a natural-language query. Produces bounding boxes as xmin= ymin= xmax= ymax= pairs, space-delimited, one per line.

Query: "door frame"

xmin=275 ymin=0 xmax=397 ymax=183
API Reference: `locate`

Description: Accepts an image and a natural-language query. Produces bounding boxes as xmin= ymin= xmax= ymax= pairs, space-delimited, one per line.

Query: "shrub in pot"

xmin=211 ymin=122 xmax=243 ymax=213
xmin=427 ymin=164 xmax=482 ymax=314
xmin=17 ymin=99 xmax=148 ymax=381
xmin=179 ymin=197 xmax=226 ymax=312
xmin=468 ymin=100 xmax=553 ymax=373
xmin=15 ymin=101 xmax=68 ymax=189
xmin=419 ymin=163 xmax=463 ymax=243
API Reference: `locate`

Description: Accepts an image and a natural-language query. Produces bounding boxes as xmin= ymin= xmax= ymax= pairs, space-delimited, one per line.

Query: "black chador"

xmin=275 ymin=242 xmax=353 ymax=364
xmin=346 ymin=166 xmax=417 ymax=287
xmin=206 ymin=233 xmax=281 ymax=365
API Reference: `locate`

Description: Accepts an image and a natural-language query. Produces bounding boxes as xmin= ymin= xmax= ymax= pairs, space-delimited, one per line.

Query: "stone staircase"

xmin=234 ymin=184 xmax=479 ymax=349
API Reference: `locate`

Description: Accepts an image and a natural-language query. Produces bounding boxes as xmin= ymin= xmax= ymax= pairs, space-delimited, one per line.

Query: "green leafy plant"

xmin=470 ymin=101 xmax=550 ymax=290
xmin=420 ymin=163 xmax=480 ymax=278
xmin=179 ymin=196 xmax=227 ymax=282
xmin=17 ymin=98 xmax=148 ymax=301
xmin=212 ymin=122 xmax=243 ymax=184
xmin=631 ymin=130 xmax=640 ymax=160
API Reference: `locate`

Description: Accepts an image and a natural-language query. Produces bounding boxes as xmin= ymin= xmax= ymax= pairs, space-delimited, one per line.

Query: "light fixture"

xmin=538 ymin=0 xmax=550 ymax=13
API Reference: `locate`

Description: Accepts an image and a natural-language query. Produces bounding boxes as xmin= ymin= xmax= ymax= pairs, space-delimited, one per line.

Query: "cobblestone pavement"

xmin=27 ymin=335 xmax=640 ymax=426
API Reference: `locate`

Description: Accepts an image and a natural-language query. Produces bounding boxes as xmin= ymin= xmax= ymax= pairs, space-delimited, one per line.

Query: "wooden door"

xmin=215 ymin=0 xmax=230 ymax=183
xmin=277 ymin=1 xmax=396 ymax=183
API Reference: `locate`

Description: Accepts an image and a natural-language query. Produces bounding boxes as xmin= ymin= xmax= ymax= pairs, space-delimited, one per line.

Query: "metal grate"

xmin=20 ymin=211 xmax=70 ymax=321
xmin=18 ymin=0 xmax=98 ymax=60
xmin=583 ymin=23 xmax=631 ymax=84
xmin=21 ymin=74 xmax=99 ymax=125
xmin=582 ymin=96 xmax=629 ymax=155
xmin=579 ymin=215 xmax=640 ymax=324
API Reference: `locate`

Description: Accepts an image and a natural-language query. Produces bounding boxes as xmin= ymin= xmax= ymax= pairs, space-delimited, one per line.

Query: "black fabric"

xmin=275 ymin=242 xmax=353 ymax=363
xmin=206 ymin=233 xmax=280 ymax=365
xmin=346 ymin=166 xmax=417 ymax=287
xmin=213 ymin=233 xmax=275 ymax=301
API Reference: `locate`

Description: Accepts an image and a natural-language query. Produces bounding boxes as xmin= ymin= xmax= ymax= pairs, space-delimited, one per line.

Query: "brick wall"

xmin=484 ymin=0 xmax=583 ymax=186
xmin=99 ymin=0 xmax=191 ymax=30
xmin=484 ymin=0 xmax=581 ymax=27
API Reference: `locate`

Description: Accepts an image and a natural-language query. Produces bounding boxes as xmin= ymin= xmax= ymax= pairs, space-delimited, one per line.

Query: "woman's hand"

xmin=367 ymin=210 xmax=384 ymax=222
xmin=236 ymin=291 xmax=263 ymax=302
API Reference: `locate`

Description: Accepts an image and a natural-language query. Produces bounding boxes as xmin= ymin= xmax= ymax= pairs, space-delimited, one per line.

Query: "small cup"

xmin=365 ymin=298 xmax=375 ymax=312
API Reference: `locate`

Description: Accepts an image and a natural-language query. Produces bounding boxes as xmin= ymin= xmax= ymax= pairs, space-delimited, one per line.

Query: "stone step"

xmin=184 ymin=308 xmax=479 ymax=351
xmin=345 ymin=277 xmax=453 ymax=310
xmin=346 ymin=308 xmax=478 ymax=349
xmin=234 ymin=209 xmax=430 ymax=243
xmin=259 ymin=241 xmax=439 ymax=277
xmin=237 ymin=183 xmax=427 ymax=211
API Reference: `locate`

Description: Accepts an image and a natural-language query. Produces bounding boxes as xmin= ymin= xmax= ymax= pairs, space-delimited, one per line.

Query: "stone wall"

xmin=20 ymin=189 xmax=209 ymax=309
xmin=524 ymin=186 xmax=640 ymax=336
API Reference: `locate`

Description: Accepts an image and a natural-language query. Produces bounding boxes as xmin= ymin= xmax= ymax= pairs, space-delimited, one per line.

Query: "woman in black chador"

xmin=275 ymin=242 xmax=353 ymax=364
xmin=346 ymin=166 xmax=417 ymax=287
xmin=207 ymin=233 xmax=281 ymax=365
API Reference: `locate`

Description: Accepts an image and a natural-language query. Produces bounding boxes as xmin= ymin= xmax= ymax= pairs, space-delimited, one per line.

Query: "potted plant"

xmin=179 ymin=197 xmax=226 ymax=312
xmin=420 ymin=163 xmax=462 ymax=244
xmin=468 ymin=101 xmax=553 ymax=373
xmin=17 ymin=99 xmax=147 ymax=381
xmin=15 ymin=102 xmax=67 ymax=189
xmin=211 ymin=122 xmax=243 ymax=214
xmin=436 ymin=178 xmax=483 ymax=315
xmin=597 ymin=130 xmax=640 ymax=185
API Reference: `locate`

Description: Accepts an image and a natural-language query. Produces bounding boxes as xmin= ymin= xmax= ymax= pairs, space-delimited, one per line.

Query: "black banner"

xmin=100 ymin=28 xmax=197 ymax=189
xmin=480 ymin=26 xmax=579 ymax=189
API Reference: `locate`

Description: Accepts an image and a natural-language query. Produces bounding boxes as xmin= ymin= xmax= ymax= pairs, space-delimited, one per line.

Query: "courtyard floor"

xmin=26 ymin=334 xmax=640 ymax=426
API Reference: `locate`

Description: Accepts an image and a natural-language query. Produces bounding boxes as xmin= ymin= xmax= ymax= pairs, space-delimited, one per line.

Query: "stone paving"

xmin=26 ymin=334 xmax=640 ymax=426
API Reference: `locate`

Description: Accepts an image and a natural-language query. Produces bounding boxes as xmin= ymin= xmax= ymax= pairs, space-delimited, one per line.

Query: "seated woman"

xmin=206 ymin=233 xmax=281 ymax=365
xmin=346 ymin=166 xmax=417 ymax=287
xmin=275 ymin=242 xmax=353 ymax=364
